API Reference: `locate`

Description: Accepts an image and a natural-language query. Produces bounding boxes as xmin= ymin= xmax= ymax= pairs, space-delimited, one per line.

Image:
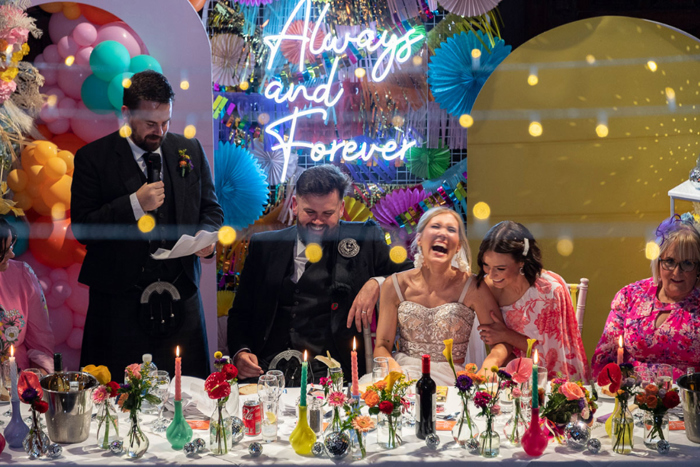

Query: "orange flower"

xmin=362 ymin=390 xmax=380 ymax=407
xmin=117 ymin=393 xmax=129 ymax=412
xmin=635 ymin=393 xmax=646 ymax=404
xmin=468 ymin=372 xmax=487 ymax=385
xmin=373 ymin=381 xmax=387 ymax=391
xmin=645 ymin=383 xmax=659 ymax=396
xmin=464 ymin=363 xmax=478 ymax=373
xmin=646 ymin=395 xmax=658 ymax=409
xmin=352 ymin=415 xmax=375 ymax=433
xmin=456 ymin=370 xmax=469 ymax=377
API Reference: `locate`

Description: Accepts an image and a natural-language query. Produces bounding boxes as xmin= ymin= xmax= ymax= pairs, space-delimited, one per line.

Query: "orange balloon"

xmin=31 ymin=195 xmax=52 ymax=217
xmin=29 ymin=216 xmax=80 ymax=268
xmin=57 ymin=150 xmax=75 ymax=173
xmin=34 ymin=141 xmax=58 ymax=165
xmin=62 ymin=2 xmax=81 ymax=20
xmin=21 ymin=147 xmax=36 ymax=171
xmin=26 ymin=182 xmax=42 ymax=199
xmin=80 ymin=5 xmax=120 ymax=25
xmin=39 ymin=3 xmax=63 ymax=13
xmin=7 ymin=169 xmax=28 ymax=192
xmin=36 ymin=124 xmax=54 ymax=140
xmin=189 ymin=0 xmax=206 ymax=11
xmin=44 ymin=157 xmax=68 ymax=180
xmin=52 ymin=133 xmax=86 ymax=155
xmin=26 ymin=165 xmax=44 ymax=185
xmin=13 ymin=191 xmax=33 ymax=211
xmin=41 ymin=174 xmax=72 ymax=208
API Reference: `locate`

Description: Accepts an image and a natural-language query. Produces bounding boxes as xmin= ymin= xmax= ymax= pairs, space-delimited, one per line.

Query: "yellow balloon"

xmin=7 ymin=169 xmax=28 ymax=192
xmin=31 ymin=195 xmax=52 ymax=216
xmin=21 ymin=144 xmax=36 ymax=158
xmin=57 ymin=150 xmax=74 ymax=173
xmin=62 ymin=3 xmax=81 ymax=20
xmin=42 ymin=174 xmax=72 ymax=207
xmin=21 ymin=148 xmax=36 ymax=171
xmin=39 ymin=2 xmax=63 ymax=13
xmin=44 ymin=157 xmax=68 ymax=180
xmin=26 ymin=181 xmax=41 ymax=199
xmin=13 ymin=191 xmax=32 ymax=211
xmin=33 ymin=141 xmax=58 ymax=165
xmin=26 ymin=165 xmax=44 ymax=185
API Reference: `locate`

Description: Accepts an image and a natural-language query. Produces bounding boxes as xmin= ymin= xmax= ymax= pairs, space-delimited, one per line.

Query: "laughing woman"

xmin=374 ymin=207 xmax=510 ymax=385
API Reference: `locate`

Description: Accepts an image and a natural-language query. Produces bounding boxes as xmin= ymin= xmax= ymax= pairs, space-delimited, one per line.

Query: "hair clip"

xmin=522 ymin=238 xmax=529 ymax=256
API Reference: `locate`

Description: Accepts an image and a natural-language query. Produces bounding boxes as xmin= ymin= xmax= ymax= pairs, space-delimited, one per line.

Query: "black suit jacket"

xmin=71 ymin=131 xmax=223 ymax=292
xmin=227 ymin=219 xmax=412 ymax=375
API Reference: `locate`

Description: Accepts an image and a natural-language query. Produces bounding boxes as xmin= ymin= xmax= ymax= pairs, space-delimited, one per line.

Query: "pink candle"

xmin=351 ymin=337 xmax=359 ymax=397
xmin=175 ymin=346 xmax=182 ymax=401
xmin=617 ymin=335 xmax=624 ymax=365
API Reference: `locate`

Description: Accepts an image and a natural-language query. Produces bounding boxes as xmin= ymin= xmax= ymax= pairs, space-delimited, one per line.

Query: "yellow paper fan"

xmin=217 ymin=290 xmax=235 ymax=318
xmin=343 ymin=196 xmax=372 ymax=222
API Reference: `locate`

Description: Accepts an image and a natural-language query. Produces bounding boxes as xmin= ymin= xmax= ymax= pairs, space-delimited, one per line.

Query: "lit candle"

xmin=9 ymin=345 xmax=18 ymax=402
xmin=617 ymin=335 xmax=624 ymax=365
xmin=351 ymin=337 xmax=360 ymax=397
xmin=300 ymin=350 xmax=308 ymax=407
xmin=532 ymin=349 xmax=539 ymax=409
xmin=175 ymin=346 xmax=182 ymax=401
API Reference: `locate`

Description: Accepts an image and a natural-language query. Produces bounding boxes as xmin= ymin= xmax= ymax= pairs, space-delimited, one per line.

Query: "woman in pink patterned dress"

xmin=592 ymin=215 xmax=700 ymax=381
xmin=476 ymin=221 xmax=590 ymax=381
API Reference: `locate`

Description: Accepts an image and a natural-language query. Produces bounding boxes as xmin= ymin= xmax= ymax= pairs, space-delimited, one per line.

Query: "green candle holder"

xmin=166 ymin=400 xmax=193 ymax=449
xmin=290 ymin=405 xmax=317 ymax=455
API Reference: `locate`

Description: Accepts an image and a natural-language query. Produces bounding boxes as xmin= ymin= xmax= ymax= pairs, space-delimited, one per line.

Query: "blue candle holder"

xmin=4 ymin=400 xmax=29 ymax=448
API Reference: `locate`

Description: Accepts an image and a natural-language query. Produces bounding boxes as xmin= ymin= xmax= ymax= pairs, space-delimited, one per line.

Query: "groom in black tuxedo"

xmin=228 ymin=165 xmax=411 ymax=383
xmin=71 ymin=71 xmax=223 ymax=378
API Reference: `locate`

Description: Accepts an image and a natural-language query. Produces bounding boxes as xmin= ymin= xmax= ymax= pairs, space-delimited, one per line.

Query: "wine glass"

xmin=150 ymin=370 xmax=170 ymax=433
xmin=657 ymin=364 xmax=673 ymax=390
xmin=402 ymin=369 xmax=416 ymax=427
xmin=257 ymin=374 xmax=280 ymax=401
xmin=372 ymin=357 xmax=389 ymax=382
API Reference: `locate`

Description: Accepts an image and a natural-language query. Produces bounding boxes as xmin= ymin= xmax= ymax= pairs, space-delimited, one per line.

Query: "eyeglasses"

xmin=659 ymin=257 xmax=698 ymax=272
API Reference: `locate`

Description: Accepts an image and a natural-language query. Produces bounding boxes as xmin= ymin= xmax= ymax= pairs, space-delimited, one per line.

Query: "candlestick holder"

xmin=522 ymin=407 xmax=548 ymax=456
xmin=166 ymin=400 xmax=193 ymax=449
xmin=4 ymin=400 xmax=29 ymax=448
xmin=290 ymin=405 xmax=317 ymax=455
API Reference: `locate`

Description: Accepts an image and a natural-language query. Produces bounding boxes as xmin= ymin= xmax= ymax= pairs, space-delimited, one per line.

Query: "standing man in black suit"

xmin=71 ymin=71 xmax=223 ymax=378
xmin=228 ymin=165 xmax=411 ymax=382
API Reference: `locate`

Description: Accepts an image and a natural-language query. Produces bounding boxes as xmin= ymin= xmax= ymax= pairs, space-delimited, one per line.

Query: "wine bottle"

xmin=415 ymin=354 xmax=436 ymax=439
xmin=52 ymin=353 xmax=69 ymax=392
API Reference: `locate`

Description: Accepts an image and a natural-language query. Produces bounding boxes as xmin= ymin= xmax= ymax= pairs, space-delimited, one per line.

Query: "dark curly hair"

xmin=122 ymin=70 xmax=175 ymax=110
xmin=476 ymin=220 xmax=542 ymax=287
xmin=0 ymin=218 xmax=17 ymax=263
xmin=296 ymin=165 xmax=349 ymax=199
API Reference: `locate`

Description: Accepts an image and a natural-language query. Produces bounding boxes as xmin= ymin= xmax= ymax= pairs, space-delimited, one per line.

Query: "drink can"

xmin=243 ymin=400 xmax=262 ymax=436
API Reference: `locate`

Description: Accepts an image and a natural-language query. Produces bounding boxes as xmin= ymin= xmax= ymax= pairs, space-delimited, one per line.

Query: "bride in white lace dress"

xmin=374 ymin=207 xmax=511 ymax=385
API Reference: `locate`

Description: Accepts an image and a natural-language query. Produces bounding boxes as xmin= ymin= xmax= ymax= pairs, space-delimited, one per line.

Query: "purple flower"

xmin=21 ymin=388 xmax=38 ymax=402
xmin=214 ymin=358 xmax=228 ymax=366
xmin=455 ymin=374 xmax=473 ymax=393
xmin=578 ymin=399 xmax=586 ymax=411
xmin=120 ymin=383 xmax=131 ymax=391
xmin=497 ymin=369 xmax=512 ymax=381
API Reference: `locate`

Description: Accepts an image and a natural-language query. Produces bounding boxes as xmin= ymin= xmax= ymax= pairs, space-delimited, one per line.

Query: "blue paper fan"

xmin=428 ymin=30 xmax=511 ymax=117
xmin=214 ymin=142 xmax=269 ymax=230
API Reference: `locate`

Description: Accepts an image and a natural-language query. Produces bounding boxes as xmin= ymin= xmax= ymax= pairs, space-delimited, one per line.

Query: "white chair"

xmin=567 ymin=278 xmax=589 ymax=336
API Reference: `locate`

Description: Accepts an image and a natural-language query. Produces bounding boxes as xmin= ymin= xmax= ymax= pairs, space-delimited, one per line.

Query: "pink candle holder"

xmin=522 ymin=407 xmax=548 ymax=456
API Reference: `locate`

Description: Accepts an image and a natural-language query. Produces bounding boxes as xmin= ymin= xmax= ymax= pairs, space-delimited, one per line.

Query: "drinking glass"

xmin=151 ymin=370 xmax=170 ymax=433
xmin=266 ymin=370 xmax=285 ymax=424
xmin=257 ymin=375 xmax=280 ymax=401
xmin=402 ymin=369 xmax=416 ymax=427
xmin=372 ymin=357 xmax=389 ymax=382
xmin=657 ymin=364 xmax=673 ymax=390
xmin=260 ymin=395 xmax=279 ymax=443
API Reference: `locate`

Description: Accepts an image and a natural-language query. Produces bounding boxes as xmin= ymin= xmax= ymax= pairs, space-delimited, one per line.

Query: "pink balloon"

xmin=96 ymin=23 xmax=141 ymax=58
xmin=43 ymin=86 xmax=65 ymax=100
xmin=70 ymin=101 xmax=119 ymax=144
xmin=57 ymin=97 xmax=77 ymax=119
xmin=48 ymin=12 xmax=88 ymax=44
xmin=66 ymin=327 xmax=84 ymax=350
xmin=46 ymin=118 xmax=70 ymax=135
xmin=74 ymin=46 xmax=92 ymax=66
xmin=57 ymin=35 xmax=80 ymax=59
xmin=73 ymin=311 xmax=86 ymax=329
xmin=34 ymin=54 xmax=57 ymax=86
xmin=66 ymin=263 xmax=81 ymax=283
xmin=57 ymin=65 xmax=90 ymax=100
xmin=46 ymin=291 xmax=66 ymax=308
xmin=72 ymin=22 xmax=97 ymax=47
xmin=38 ymin=276 xmax=52 ymax=294
xmin=21 ymin=251 xmax=52 ymax=278
xmin=39 ymin=105 xmax=59 ymax=123
xmin=118 ymin=22 xmax=147 ymax=55
xmin=43 ymin=44 xmax=62 ymax=64
xmin=54 ymin=343 xmax=80 ymax=370
xmin=49 ymin=268 xmax=68 ymax=283
xmin=50 ymin=305 xmax=73 ymax=344
xmin=65 ymin=263 xmax=89 ymax=316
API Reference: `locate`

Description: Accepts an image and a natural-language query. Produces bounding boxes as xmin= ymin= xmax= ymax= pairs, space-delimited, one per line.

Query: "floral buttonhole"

xmin=178 ymin=149 xmax=193 ymax=178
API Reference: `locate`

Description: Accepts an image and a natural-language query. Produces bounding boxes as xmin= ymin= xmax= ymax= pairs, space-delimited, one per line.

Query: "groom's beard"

xmin=298 ymin=223 xmax=337 ymax=245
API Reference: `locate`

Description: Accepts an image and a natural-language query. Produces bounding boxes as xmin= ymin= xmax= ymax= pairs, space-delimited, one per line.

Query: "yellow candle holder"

xmin=290 ymin=405 xmax=317 ymax=455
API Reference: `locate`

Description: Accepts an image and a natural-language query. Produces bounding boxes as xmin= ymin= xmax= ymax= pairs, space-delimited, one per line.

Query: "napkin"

xmin=164 ymin=376 xmax=217 ymax=418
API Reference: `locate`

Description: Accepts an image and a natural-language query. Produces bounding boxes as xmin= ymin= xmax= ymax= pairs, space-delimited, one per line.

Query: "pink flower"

xmin=0 ymin=80 xmax=16 ymax=104
xmin=505 ymin=358 xmax=533 ymax=384
xmin=328 ymin=391 xmax=346 ymax=407
xmin=558 ymin=382 xmax=584 ymax=401
xmin=93 ymin=386 xmax=108 ymax=404
xmin=6 ymin=27 xmax=28 ymax=45
xmin=126 ymin=364 xmax=142 ymax=379
xmin=512 ymin=388 xmax=522 ymax=398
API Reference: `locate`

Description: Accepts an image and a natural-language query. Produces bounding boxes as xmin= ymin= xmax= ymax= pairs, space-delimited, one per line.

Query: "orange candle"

xmin=175 ymin=346 xmax=182 ymax=401
xmin=617 ymin=335 xmax=624 ymax=365
xmin=351 ymin=337 xmax=359 ymax=397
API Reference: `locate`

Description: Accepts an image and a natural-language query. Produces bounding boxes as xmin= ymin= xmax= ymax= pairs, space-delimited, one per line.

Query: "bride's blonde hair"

xmin=410 ymin=207 xmax=471 ymax=271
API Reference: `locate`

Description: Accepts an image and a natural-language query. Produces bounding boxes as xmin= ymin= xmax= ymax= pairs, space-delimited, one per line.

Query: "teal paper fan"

xmin=428 ymin=30 xmax=511 ymax=117
xmin=405 ymin=146 xmax=450 ymax=180
xmin=214 ymin=142 xmax=269 ymax=230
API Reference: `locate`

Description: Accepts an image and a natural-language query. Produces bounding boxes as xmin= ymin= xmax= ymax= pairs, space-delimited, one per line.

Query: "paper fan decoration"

xmin=342 ymin=196 xmax=372 ymax=222
xmin=217 ymin=290 xmax=235 ymax=318
xmin=438 ymin=0 xmax=502 ymax=16
xmin=371 ymin=187 xmax=430 ymax=230
xmin=405 ymin=146 xmax=450 ymax=179
xmin=281 ymin=20 xmax=325 ymax=66
xmin=212 ymin=34 xmax=254 ymax=87
xmin=215 ymin=142 xmax=269 ymax=230
xmin=233 ymin=0 xmax=275 ymax=5
xmin=428 ymin=30 xmax=511 ymax=117
xmin=252 ymin=146 xmax=298 ymax=185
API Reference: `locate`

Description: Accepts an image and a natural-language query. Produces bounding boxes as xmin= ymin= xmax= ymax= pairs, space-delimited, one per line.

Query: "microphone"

xmin=146 ymin=152 xmax=161 ymax=184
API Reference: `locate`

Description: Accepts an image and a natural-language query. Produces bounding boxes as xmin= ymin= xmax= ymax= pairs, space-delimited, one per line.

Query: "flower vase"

xmin=479 ymin=414 xmax=500 ymax=458
xmin=290 ymin=405 xmax=317 ymax=455
xmin=351 ymin=429 xmax=367 ymax=460
xmin=4 ymin=399 xmax=29 ymax=448
xmin=22 ymin=409 xmax=49 ymax=459
xmin=377 ymin=410 xmax=403 ymax=449
xmin=324 ymin=407 xmax=343 ymax=438
xmin=125 ymin=412 xmax=149 ymax=459
xmin=504 ymin=396 xmax=526 ymax=446
xmin=605 ymin=396 xmax=619 ymax=437
xmin=611 ymin=397 xmax=634 ymax=454
xmin=210 ymin=400 xmax=232 ymax=455
xmin=166 ymin=400 xmax=193 ymax=450
xmin=96 ymin=400 xmax=120 ymax=450
xmin=522 ymin=407 xmax=548 ymax=456
xmin=643 ymin=412 xmax=669 ymax=449
xmin=452 ymin=401 xmax=479 ymax=447
xmin=226 ymin=382 xmax=240 ymax=417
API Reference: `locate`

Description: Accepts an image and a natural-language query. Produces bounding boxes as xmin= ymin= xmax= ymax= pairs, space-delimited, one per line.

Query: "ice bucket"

xmin=678 ymin=374 xmax=700 ymax=443
xmin=40 ymin=372 xmax=98 ymax=444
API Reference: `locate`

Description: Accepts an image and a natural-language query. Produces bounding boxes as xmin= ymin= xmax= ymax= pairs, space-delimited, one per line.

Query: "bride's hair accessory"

xmin=414 ymin=247 xmax=424 ymax=269
xmin=454 ymin=247 xmax=469 ymax=273
xmin=522 ymin=238 xmax=530 ymax=256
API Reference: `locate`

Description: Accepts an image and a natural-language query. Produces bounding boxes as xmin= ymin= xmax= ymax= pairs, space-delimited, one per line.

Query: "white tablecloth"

xmin=1 ymin=384 xmax=699 ymax=465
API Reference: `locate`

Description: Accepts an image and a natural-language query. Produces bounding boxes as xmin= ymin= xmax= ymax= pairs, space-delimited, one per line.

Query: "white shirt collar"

xmin=126 ymin=137 xmax=163 ymax=161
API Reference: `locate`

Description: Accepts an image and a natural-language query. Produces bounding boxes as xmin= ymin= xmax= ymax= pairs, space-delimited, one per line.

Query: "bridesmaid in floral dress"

xmin=592 ymin=214 xmax=700 ymax=380
xmin=476 ymin=221 xmax=590 ymax=381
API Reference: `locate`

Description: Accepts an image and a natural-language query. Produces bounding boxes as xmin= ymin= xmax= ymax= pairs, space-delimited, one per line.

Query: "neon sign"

xmin=262 ymin=0 xmax=424 ymax=181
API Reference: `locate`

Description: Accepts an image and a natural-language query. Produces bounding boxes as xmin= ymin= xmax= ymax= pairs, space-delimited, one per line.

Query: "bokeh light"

xmin=218 ymin=226 xmax=236 ymax=246
xmin=305 ymin=243 xmax=323 ymax=263
xmin=473 ymin=201 xmax=491 ymax=220
xmin=390 ymin=246 xmax=408 ymax=264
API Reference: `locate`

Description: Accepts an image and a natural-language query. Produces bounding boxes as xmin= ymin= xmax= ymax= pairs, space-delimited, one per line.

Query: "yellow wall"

xmin=467 ymin=16 xmax=700 ymax=361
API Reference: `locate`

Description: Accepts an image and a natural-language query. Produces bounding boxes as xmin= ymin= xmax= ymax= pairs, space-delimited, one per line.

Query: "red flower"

xmin=33 ymin=400 xmax=49 ymax=414
xmin=222 ymin=364 xmax=238 ymax=381
xmin=662 ymin=391 xmax=680 ymax=409
xmin=378 ymin=401 xmax=394 ymax=415
xmin=204 ymin=372 xmax=231 ymax=400
xmin=17 ymin=371 xmax=43 ymax=403
xmin=107 ymin=381 xmax=120 ymax=398
xmin=596 ymin=363 xmax=622 ymax=393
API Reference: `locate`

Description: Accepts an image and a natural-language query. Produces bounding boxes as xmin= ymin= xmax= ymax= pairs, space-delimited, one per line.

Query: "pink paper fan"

xmin=371 ymin=187 xmax=430 ymax=230
xmin=438 ymin=0 xmax=502 ymax=17
xmin=280 ymin=20 xmax=325 ymax=66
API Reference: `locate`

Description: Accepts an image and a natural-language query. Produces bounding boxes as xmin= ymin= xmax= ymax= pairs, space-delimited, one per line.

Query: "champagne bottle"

xmin=415 ymin=354 xmax=436 ymax=439
xmin=52 ymin=353 xmax=69 ymax=392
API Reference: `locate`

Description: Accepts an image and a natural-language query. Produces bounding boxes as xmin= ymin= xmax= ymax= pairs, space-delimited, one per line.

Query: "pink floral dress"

xmin=501 ymin=271 xmax=590 ymax=381
xmin=591 ymin=278 xmax=700 ymax=381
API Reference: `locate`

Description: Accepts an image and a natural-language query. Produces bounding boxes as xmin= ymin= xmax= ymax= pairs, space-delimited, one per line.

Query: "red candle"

xmin=175 ymin=346 xmax=182 ymax=401
xmin=617 ymin=335 xmax=624 ymax=365
xmin=351 ymin=337 xmax=360 ymax=397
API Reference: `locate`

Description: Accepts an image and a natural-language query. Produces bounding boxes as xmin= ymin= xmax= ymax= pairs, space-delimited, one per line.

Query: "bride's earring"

xmin=519 ymin=267 xmax=525 ymax=275
xmin=414 ymin=246 xmax=424 ymax=269
xmin=453 ymin=247 xmax=469 ymax=273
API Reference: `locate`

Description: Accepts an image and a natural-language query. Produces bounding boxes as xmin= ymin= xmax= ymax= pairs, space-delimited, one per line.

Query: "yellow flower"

xmin=526 ymin=338 xmax=537 ymax=358
xmin=490 ymin=366 xmax=499 ymax=373
xmin=442 ymin=339 xmax=455 ymax=372
xmin=384 ymin=371 xmax=403 ymax=392
xmin=0 ymin=67 xmax=18 ymax=83
xmin=83 ymin=364 xmax=111 ymax=385
xmin=214 ymin=351 xmax=223 ymax=359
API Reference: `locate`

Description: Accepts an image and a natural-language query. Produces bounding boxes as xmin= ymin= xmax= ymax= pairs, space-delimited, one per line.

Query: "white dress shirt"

xmin=127 ymin=137 xmax=163 ymax=220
